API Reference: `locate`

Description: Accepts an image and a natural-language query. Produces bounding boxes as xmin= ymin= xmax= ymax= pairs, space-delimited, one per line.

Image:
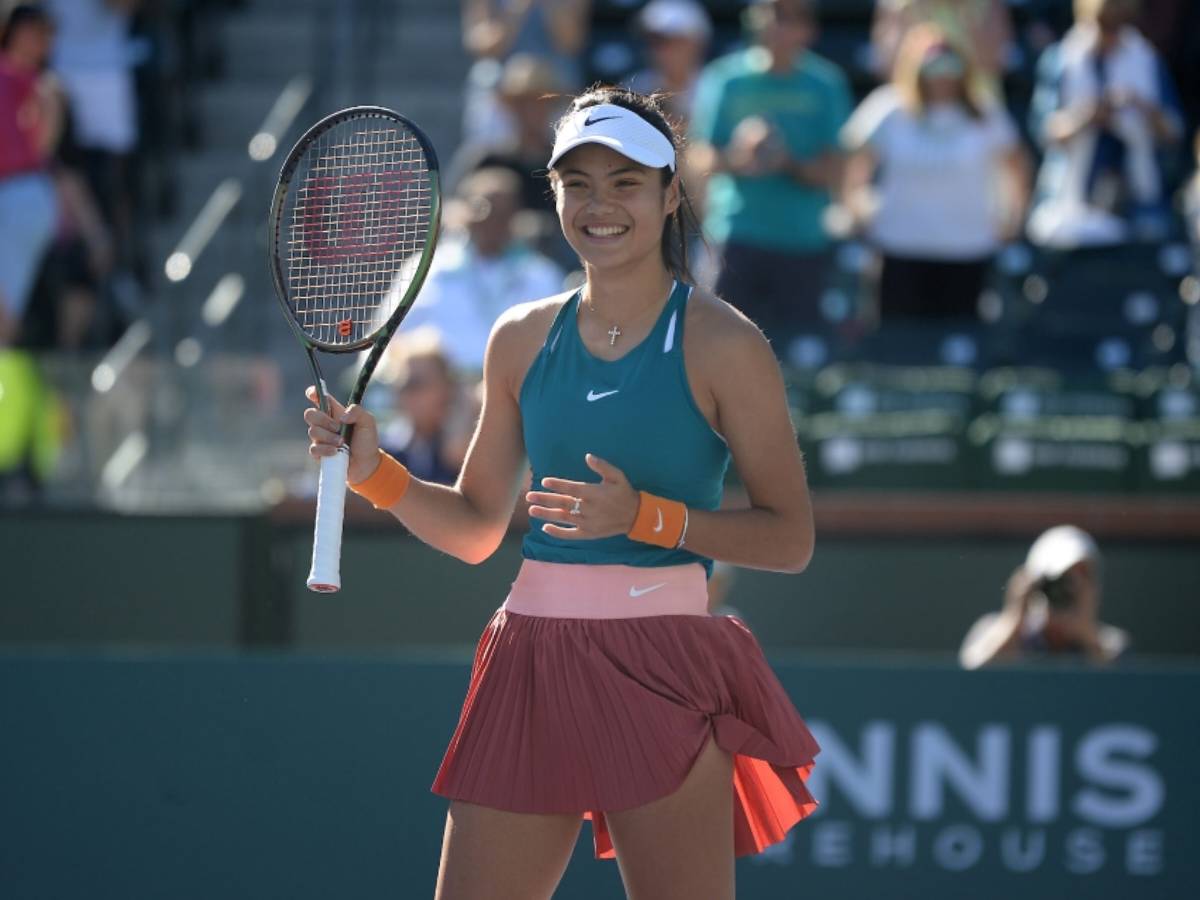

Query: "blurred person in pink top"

xmin=0 ymin=4 xmax=60 ymax=345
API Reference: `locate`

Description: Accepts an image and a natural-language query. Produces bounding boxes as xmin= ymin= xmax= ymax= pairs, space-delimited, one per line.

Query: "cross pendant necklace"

xmin=607 ymin=325 xmax=622 ymax=346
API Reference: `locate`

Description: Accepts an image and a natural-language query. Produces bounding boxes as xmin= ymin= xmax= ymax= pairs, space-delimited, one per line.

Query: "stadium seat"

xmin=1127 ymin=366 xmax=1200 ymax=492
xmin=796 ymin=361 xmax=977 ymax=490
xmin=969 ymin=367 xmax=1139 ymax=492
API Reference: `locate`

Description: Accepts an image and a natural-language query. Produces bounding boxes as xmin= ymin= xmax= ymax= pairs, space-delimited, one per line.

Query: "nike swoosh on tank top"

xmin=519 ymin=281 xmax=730 ymax=574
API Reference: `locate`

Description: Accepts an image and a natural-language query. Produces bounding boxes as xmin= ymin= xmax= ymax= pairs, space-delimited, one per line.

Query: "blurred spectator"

xmin=1184 ymin=129 xmax=1200 ymax=246
xmin=689 ymin=0 xmax=851 ymax=342
xmin=626 ymin=0 xmax=712 ymax=128
xmin=1026 ymin=0 xmax=1184 ymax=248
xmin=45 ymin=0 xmax=144 ymax=277
xmin=460 ymin=0 xmax=589 ymax=149
xmin=842 ymin=26 xmax=1029 ymax=321
xmin=24 ymin=90 xmax=116 ymax=350
xmin=959 ymin=525 xmax=1130 ymax=668
xmin=404 ymin=167 xmax=564 ymax=374
xmin=449 ymin=52 xmax=566 ymax=220
xmin=374 ymin=328 xmax=477 ymax=487
xmin=871 ymin=0 xmax=1014 ymax=99
xmin=0 ymin=347 xmax=61 ymax=503
xmin=0 ymin=3 xmax=59 ymax=346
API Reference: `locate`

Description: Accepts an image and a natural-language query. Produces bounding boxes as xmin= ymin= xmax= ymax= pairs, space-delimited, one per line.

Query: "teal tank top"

xmin=519 ymin=281 xmax=731 ymax=573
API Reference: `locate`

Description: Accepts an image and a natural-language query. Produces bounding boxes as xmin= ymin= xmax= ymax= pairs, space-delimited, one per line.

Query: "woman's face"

xmin=551 ymin=142 xmax=678 ymax=273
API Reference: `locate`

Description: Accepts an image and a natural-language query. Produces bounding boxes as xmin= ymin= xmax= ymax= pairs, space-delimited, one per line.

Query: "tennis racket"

xmin=269 ymin=106 xmax=441 ymax=592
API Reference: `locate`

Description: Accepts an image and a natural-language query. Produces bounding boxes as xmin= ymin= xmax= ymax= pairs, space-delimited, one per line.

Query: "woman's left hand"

xmin=526 ymin=453 xmax=639 ymax=539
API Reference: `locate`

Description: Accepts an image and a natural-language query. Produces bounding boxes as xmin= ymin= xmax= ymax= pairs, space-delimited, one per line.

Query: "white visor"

xmin=547 ymin=104 xmax=676 ymax=172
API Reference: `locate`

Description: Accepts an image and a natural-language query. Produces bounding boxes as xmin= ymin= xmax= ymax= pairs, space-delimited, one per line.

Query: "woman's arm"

xmin=959 ymin=567 xmax=1034 ymax=669
xmin=306 ymin=308 xmax=535 ymax=564
xmin=841 ymin=146 xmax=878 ymax=230
xmin=681 ymin=315 xmax=815 ymax=573
xmin=997 ymin=142 xmax=1032 ymax=241
xmin=1043 ymin=101 xmax=1104 ymax=145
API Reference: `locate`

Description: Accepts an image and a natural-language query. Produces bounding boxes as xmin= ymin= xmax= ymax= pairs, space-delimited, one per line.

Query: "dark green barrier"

xmin=281 ymin=533 xmax=1200 ymax=658
xmin=0 ymin=513 xmax=254 ymax=644
xmin=5 ymin=511 xmax=1199 ymax=656
xmin=1 ymin=653 xmax=1194 ymax=899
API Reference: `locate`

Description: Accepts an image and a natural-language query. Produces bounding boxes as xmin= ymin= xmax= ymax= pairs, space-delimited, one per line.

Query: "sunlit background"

xmin=2 ymin=1 xmax=1197 ymax=898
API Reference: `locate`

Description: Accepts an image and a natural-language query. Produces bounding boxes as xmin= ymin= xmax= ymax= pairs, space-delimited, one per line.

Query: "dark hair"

xmin=551 ymin=85 xmax=704 ymax=285
xmin=1 ymin=4 xmax=51 ymax=50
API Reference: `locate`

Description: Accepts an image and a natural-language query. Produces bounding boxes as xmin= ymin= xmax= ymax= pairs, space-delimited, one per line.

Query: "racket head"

xmin=269 ymin=106 xmax=442 ymax=356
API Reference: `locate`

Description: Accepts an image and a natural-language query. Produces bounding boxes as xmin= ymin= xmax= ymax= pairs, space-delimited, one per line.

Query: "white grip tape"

xmin=307 ymin=447 xmax=350 ymax=592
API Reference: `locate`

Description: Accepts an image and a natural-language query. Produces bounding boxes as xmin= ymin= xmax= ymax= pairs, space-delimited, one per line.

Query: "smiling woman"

xmin=302 ymin=86 xmax=821 ymax=900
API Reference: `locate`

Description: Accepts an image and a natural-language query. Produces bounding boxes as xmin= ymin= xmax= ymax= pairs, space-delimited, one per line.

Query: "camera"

xmin=1038 ymin=574 xmax=1077 ymax=610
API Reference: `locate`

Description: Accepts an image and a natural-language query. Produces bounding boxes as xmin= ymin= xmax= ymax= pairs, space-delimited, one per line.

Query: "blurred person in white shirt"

xmin=403 ymin=167 xmax=564 ymax=374
xmin=842 ymin=25 xmax=1029 ymax=321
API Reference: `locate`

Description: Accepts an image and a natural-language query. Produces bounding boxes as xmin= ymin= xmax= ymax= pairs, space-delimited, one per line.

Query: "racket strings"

xmin=285 ymin=119 xmax=433 ymax=347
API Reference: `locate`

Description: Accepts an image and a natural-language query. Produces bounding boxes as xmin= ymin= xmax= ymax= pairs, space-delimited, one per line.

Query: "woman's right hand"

xmin=304 ymin=386 xmax=382 ymax=484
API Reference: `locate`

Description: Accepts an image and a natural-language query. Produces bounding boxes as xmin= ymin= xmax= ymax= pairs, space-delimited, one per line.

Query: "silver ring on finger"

xmin=569 ymin=497 xmax=582 ymax=517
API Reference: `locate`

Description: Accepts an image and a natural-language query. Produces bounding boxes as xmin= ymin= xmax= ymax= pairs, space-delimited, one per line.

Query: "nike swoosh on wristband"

xmin=629 ymin=583 xmax=667 ymax=598
xmin=586 ymin=389 xmax=619 ymax=402
xmin=584 ymin=115 xmax=619 ymax=127
xmin=652 ymin=508 xmax=663 ymax=532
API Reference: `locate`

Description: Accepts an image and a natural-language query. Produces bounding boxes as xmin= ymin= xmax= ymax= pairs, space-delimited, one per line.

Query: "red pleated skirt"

xmin=430 ymin=560 xmax=820 ymax=859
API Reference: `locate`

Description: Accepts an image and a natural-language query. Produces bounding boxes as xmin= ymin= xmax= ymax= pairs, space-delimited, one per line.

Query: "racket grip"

xmin=307 ymin=447 xmax=350 ymax=593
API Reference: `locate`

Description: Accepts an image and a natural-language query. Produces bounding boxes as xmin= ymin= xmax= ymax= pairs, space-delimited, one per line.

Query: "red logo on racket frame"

xmin=299 ymin=170 xmax=417 ymax=265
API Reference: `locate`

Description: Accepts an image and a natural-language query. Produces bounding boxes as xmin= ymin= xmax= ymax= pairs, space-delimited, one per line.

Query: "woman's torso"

xmin=517 ymin=281 xmax=730 ymax=573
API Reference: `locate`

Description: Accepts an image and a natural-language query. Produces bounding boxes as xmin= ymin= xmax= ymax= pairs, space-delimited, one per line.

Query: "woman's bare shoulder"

xmin=486 ymin=288 xmax=576 ymax=390
xmin=684 ymin=285 xmax=773 ymax=362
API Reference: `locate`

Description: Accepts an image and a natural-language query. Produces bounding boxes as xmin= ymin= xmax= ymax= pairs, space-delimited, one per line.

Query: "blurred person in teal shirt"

xmin=689 ymin=0 xmax=851 ymax=344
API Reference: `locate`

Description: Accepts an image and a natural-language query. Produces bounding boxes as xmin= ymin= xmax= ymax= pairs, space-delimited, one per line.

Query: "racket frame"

xmin=268 ymin=105 xmax=442 ymax=591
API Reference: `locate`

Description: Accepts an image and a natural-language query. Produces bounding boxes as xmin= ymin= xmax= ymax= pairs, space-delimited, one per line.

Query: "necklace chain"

xmin=582 ymin=280 xmax=675 ymax=346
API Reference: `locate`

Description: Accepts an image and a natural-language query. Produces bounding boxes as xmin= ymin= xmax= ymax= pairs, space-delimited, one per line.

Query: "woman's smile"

xmin=580 ymin=223 xmax=631 ymax=240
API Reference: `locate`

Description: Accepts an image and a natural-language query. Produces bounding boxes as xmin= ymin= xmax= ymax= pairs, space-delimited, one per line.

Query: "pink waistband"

xmin=502 ymin=560 xmax=710 ymax=619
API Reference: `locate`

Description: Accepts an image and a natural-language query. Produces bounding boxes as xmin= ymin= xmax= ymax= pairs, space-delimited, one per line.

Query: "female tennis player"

xmin=305 ymin=86 xmax=819 ymax=900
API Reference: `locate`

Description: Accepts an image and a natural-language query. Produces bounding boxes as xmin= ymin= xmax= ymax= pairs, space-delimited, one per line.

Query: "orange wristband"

xmin=627 ymin=491 xmax=688 ymax=549
xmin=348 ymin=450 xmax=411 ymax=510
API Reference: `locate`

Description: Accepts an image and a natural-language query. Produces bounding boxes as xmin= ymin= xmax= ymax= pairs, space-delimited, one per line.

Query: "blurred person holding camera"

xmin=841 ymin=26 xmax=1029 ymax=321
xmin=1026 ymin=0 xmax=1183 ymax=248
xmin=959 ymin=525 xmax=1130 ymax=669
xmin=689 ymin=0 xmax=851 ymax=342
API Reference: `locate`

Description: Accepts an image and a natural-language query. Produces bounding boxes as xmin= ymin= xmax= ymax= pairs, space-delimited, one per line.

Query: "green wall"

xmin=2 ymin=512 xmax=1197 ymax=656
xmin=1 ymin=652 xmax=1194 ymax=900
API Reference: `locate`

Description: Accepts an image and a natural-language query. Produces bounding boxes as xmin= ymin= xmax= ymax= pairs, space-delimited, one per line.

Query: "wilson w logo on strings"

xmin=297 ymin=169 xmax=426 ymax=265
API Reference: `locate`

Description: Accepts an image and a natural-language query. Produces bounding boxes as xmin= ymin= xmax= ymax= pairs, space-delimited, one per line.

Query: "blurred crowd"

xmin=1 ymin=0 xmax=237 ymax=498
xmin=3 ymin=0 xmax=1200 ymax=504
xmin=0 ymin=0 xmax=235 ymax=354
xmin=370 ymin=0 xmax=1199 ymax=489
